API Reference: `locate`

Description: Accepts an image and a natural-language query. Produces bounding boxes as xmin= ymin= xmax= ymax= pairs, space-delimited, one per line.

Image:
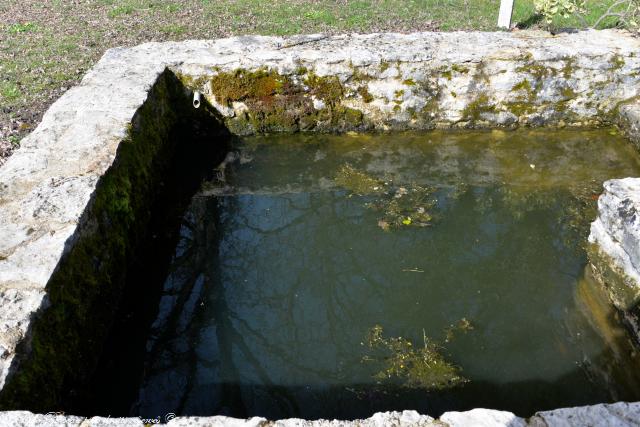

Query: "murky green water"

xmin=134 ymin=129 xmax=640 ymax=420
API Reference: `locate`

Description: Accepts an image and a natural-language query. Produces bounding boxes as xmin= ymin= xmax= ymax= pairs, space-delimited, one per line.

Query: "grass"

xmin=0 ymin=0 xmax=631 ymax=162
xmin=7 ymin=22 xmax=38 ymax=34
xmin=160 ymin=23 xmax=186 ymax=35
xmin=0 ymin=82 xmax=21 ymax=102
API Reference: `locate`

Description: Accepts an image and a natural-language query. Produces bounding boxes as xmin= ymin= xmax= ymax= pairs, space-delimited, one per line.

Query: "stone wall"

xmin=588 ymin=178 xmax=640 ymax=343
xmin=175 ymin=31 xmax=640 ymax=134
xmin=587 ymin=78 xmax=640 ymax=351
xmin=0 ymin=70 xmax=227 ymax=410
xmin=2 ymin=402 xmax=640 ymax=426
xmin=1 ymin=30 xmax=640 ymax=420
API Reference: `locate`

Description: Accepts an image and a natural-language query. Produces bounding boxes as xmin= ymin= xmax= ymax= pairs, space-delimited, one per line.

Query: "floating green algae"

xmin=334 ymin=164 xmax=385 ymax=195
xmin=334 ymin=165 xmax=437 ymax=229
xmin=368 ymin=184 xmax=436 ymax=230
xmin=362 ymin=324 xmax=469 ymax=390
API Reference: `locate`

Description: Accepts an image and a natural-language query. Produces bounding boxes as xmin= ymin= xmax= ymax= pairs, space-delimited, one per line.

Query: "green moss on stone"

xmin=512 ymin=79 xmax=533 ymax=95
xmin=450 ymin=64 xmax=469 ymax=74
xmin=174 ymin=72 xmax=209 ymax=91
xmin=562 ymin=57 xmax=575 ymax=79
xmin=357 ymin=85 xmax=374 ymax=103
xmin=516 ymin=63 xmax=555 ymax=83
xmin=209 ymin=68 xmax=287 ymax=107
xmin=462 ymin=93 xmax=496 ymax=122
xmin=342 ymin=106 xmax=364 ymax=124
xmin=561 ymin=86 xmax=577 ymax=99
xmin=440 ymin=64 xmax=470 ymax=81
xmin=0 ymin=70 xmax=196 ymax=411
xmin=351 ymin=67 xmax=373 ymax=83
xmin=506 ymin=102 xmax=536 ymax=116
xmin=201 ymin=67 xmax=370 ymax=133
xmin=610 ymin=54 xmax=626 ymax=71
xmin=419 ymin=94 xmax=441 ymax=120
xmin=304 ymin=72 xmax=344 ymax=105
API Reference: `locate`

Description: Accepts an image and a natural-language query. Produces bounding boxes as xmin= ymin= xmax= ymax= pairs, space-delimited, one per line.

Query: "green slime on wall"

xmin=0 ymin=70 xmax=226 ymax=411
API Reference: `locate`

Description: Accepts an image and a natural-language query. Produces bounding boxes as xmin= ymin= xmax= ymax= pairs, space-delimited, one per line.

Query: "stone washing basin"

xmin=1 ymin=30 xmax=640 ymax=425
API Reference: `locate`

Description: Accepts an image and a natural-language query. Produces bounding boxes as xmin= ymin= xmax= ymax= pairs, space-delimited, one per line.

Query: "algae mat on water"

xmin=134 ymin=129 xmax=640 ymax=420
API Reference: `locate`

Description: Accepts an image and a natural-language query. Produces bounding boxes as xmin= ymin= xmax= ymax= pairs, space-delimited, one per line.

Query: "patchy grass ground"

xmin=0 ymin=0 xmax=630 ymax=163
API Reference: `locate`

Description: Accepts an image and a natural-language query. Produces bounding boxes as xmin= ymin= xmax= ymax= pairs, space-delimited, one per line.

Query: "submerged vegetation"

xmin=334 ymin=164 xmax=437 ymax=230
xmin=444 ymin=318 xmax=475 ymax=343
xmin=369 ymin=184 xmax=437 ymax=230
xmin=361 ymin=324 xmax=470 ymax=390
xmin=334 ymin=159 xmax=600 ymax=236
xmin=334 ymin=164 xmax=385 ymax=195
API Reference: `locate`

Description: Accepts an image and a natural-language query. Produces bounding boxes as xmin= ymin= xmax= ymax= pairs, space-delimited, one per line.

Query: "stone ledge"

xmin=2 ymin=403 xmax=640 ymax=426
xmin=589 ymin=178 xmax=640 ymax=291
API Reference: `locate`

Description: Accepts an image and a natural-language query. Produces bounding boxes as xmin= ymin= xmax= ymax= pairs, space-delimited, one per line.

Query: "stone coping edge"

xmin=1 ymin=402 xmax=640 ymax=426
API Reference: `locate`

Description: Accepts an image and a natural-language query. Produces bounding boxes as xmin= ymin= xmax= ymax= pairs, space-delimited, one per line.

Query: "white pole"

xmin=498 ymin=0 xmax=515 ymax=29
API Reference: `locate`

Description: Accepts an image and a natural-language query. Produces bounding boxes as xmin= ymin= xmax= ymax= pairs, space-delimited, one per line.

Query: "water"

xmin=133 ymin=129 xmax=640 ymax=420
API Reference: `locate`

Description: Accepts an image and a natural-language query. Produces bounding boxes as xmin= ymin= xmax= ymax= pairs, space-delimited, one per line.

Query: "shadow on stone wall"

xmin=0 ymin=70 xmax=231 ymax=413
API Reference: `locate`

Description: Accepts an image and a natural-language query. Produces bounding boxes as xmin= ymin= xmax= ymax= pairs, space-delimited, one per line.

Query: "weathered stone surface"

xmin=167 ymin=416 xmax=268 ymax=427
xmin=0 ymin=411 xmax=84 ymax=426
xmin=529 ymin=401 xmax=640 ymax=426
xmin=1 ymin=29 xmax=640 ymax=415
xmin=588 ymin=178 xmax=640 ymax=338
xmin=4 ymin=404 xmax=640 ymax=426
xmin=79 ymin=417 xmax=145 ymax=427
xmin=0 ymin=410 xmax=434 ymax=426
xmin=167 ymin=411 xmax=435 ymax=426
xmin=173 ymin=31 xmax=640 ymax=133
xmin=440 ymin=408 xmax=526 ymax=427
xmin=589 ymin=178 xmax=640 ymax=292
xmin=617 ymin=103 xmax=640 ymax=149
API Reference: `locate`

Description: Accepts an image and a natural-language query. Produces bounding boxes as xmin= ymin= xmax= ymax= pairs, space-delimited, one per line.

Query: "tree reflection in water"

xmin=133 ymin=129 xmax=640 ymax=420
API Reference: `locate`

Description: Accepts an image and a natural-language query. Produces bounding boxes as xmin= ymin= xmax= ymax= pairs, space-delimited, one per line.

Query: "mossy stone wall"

xmin=0 ymin=70 xmax=225 ymax=411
